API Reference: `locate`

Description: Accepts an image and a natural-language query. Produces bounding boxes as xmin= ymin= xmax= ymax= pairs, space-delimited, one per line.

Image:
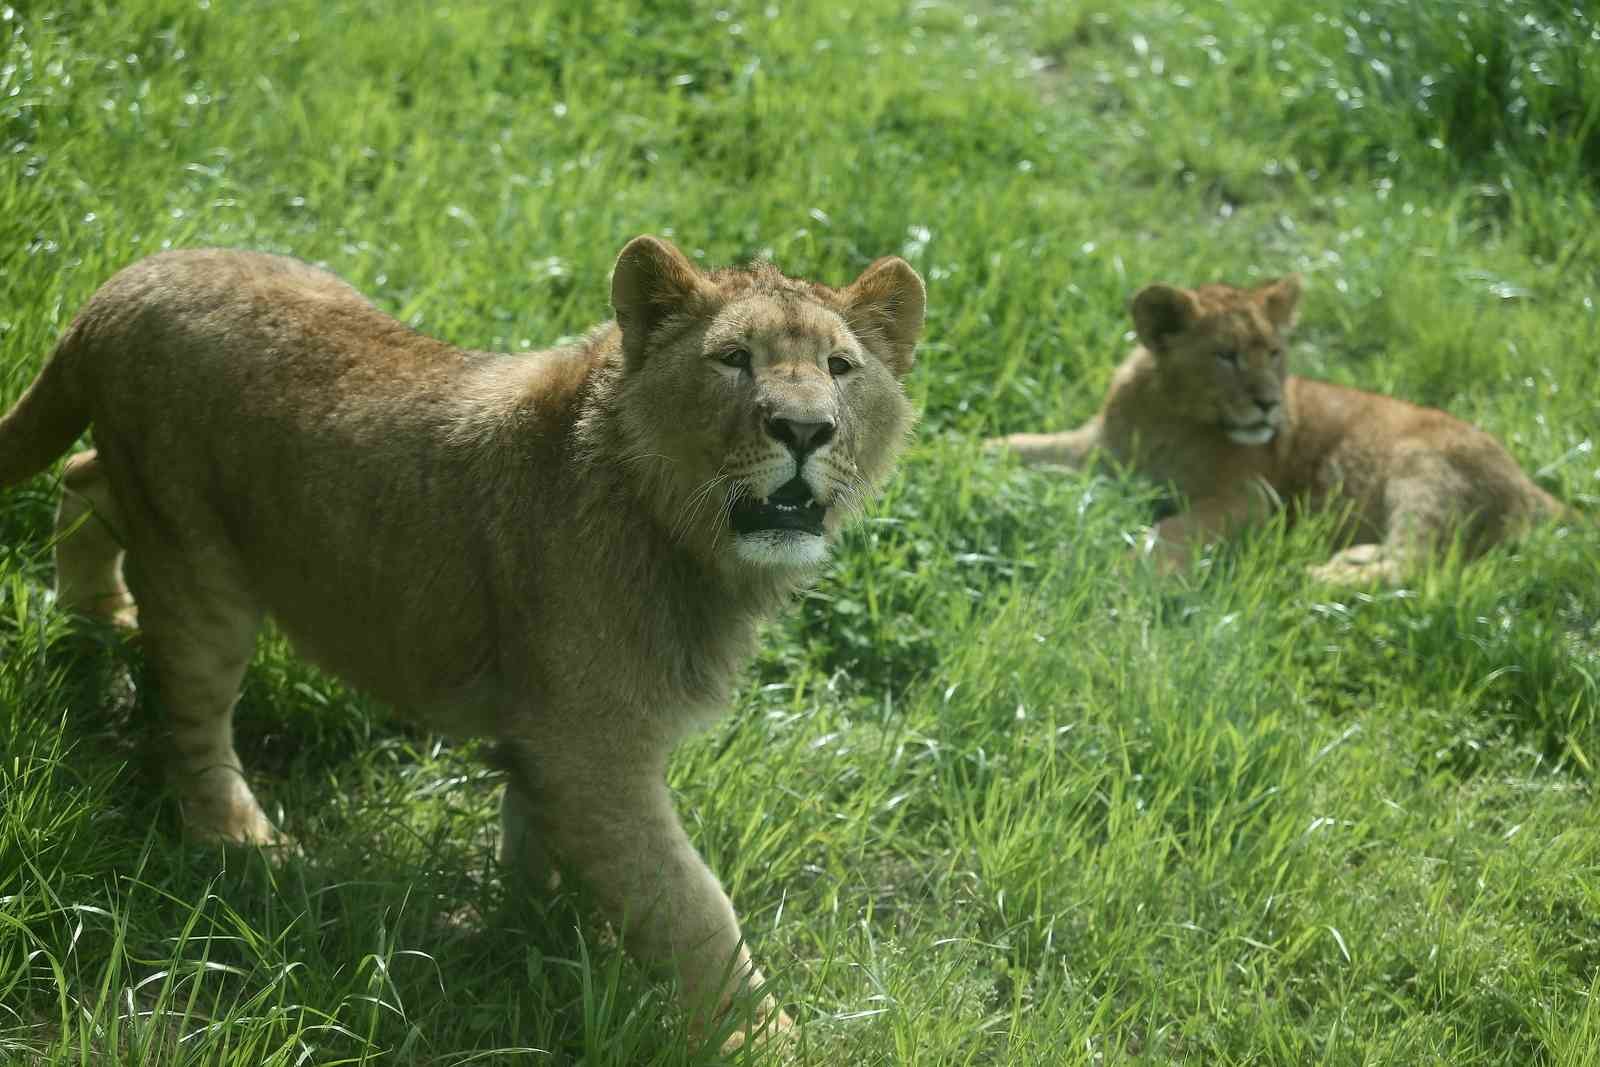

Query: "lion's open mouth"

xmin=730 ymin=477 xmax=826 ymax=536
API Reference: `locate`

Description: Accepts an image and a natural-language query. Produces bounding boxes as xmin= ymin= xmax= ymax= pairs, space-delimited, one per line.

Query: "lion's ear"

xmin=842 ymin=256 xmax=925 ymax=378
xmin=1257 ymin=274 xmax=1303 ymax=332
xmin=1130 ymin=284 xmax=1199 ymax=354
xmin=611 ymin=236 xmax=713 ymax=368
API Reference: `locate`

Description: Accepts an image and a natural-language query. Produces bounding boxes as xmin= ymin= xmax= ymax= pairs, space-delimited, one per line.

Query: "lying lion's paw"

xmin=1130 ymin=531 xmax=1189 ymax=577
xmin=1307 ymin=544 xmax=1406 ymax=587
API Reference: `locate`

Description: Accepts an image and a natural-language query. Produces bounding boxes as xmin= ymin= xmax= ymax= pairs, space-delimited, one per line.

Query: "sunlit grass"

xmin=4 ymin=0 xmax=1599 ymax=1063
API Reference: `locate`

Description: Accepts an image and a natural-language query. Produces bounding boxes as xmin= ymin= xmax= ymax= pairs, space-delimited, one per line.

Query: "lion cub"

xmin=0 ymin=238 xmax=926 ymax=1046
xmin=989 ymin=275 xmax=1569 ymax=584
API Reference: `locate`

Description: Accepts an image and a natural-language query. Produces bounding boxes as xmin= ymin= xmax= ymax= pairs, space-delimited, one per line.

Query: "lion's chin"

xmin=731 ymin=530 xmax=830 ymax=569
xmin=1225 ymin=423 xmax=1277 ymax=446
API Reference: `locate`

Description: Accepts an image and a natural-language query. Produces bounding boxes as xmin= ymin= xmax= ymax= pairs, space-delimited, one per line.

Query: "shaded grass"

xmin=3 ymin=0 xmax=1600 ymax=1063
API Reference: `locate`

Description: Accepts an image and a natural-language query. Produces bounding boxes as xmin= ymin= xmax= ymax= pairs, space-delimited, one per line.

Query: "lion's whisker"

xmin=618 ymin=449 xmax=677 ymax=470
xmin=670 ymin=466 xmax=734 ymax=545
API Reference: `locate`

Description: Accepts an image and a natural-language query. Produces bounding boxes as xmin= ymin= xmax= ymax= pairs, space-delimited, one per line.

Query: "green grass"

xmin=4 ymin=0 xmax=1600 ymax=1062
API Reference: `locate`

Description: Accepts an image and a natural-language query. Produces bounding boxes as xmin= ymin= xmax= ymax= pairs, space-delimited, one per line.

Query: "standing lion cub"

xmin=0 ymin=237 xmax=926 ymax=1045
xmin=989 ymin=275 xmax=1570 ymax=584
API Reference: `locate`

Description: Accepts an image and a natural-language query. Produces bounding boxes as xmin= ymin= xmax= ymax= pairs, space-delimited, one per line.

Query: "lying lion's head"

xmin=607 ymin=236 xmax=924 ymax=571
xmin=1130 ymin=276 xmax=1301 ymax=446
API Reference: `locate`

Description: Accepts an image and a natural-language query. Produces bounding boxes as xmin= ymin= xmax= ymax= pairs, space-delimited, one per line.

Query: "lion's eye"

xmin=827 ymin=354 xmax=854 ymax=377
xmin=1216 ymin=349 xmax=1240 ymax=368
xmin=719 ymin=347 xmax=752 ymax=370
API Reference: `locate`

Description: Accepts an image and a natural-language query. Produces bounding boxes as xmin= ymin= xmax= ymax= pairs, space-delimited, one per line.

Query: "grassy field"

xmin=4 ymin=0 xmax=1600 ymax=1063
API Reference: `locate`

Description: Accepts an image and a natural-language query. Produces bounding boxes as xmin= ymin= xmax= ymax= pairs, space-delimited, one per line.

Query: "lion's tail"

xmin=0 ymin=328 xmax=89 ymax=490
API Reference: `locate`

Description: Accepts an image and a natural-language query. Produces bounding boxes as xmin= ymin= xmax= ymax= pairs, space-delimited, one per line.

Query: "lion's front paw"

xmin=717 ymin=1000 xmax=795 ymax=1055
xmin=1307 ymin=545 xmax=1404 ymax=587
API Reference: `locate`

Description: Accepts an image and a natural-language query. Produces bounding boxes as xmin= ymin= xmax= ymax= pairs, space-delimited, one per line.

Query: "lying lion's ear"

xmin=842 ymin=256 xmax=925 ymax=377
xmin=611 ymin=236 xmax=712 ymax=368
xmin=1130 ymin=284 xmax=1199 ymax=355
xmin=1257 ymin=274 xmax=1303 ymax=332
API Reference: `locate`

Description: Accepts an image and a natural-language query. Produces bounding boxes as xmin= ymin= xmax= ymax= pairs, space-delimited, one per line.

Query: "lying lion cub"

xmin=989 ymin=275 xmax=1569 ymax=584
xmin=0 ymin=238 xmax=925 ymax=1045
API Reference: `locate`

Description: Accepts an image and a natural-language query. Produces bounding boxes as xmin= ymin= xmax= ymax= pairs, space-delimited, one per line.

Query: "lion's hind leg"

xmin=55 ymin=450 xmax=137 ymax=628
xmin=124 ymin=546 xmax=287 ymax=850
xmin=985 ymin=417 xmax=1103 ymax=470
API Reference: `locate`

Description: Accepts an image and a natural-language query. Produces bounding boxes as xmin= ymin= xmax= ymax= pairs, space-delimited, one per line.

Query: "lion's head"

xmin=1130 ymin=276 xmax=1301 ymax=446
xmin=606 ymin=236 xmax=924 ymax=571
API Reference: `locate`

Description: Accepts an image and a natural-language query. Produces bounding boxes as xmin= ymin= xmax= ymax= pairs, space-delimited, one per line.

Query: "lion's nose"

xmin=765 ymin=415 xmax=836 ymax=458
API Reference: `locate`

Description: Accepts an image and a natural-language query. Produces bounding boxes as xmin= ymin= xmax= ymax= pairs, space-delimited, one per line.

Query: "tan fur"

xmin=1 ymin=239 xmax=926 ymax=1045
xmin=989 ymin=276 xmax=1568 ymax=583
